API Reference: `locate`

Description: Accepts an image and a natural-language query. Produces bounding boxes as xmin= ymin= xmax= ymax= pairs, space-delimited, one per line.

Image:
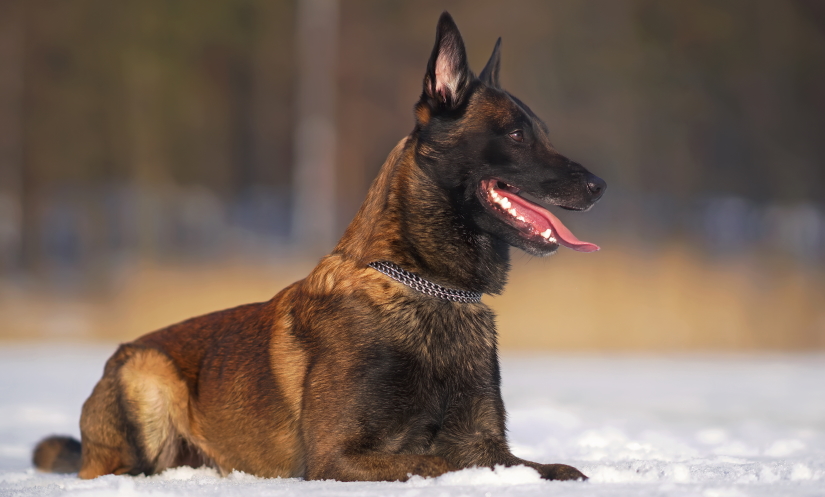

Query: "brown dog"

xmin=33 ymin=12 xmax=605 ymax=482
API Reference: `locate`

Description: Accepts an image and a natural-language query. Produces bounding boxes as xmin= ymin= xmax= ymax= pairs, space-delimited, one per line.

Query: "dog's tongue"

xmin=498 ymin=190 xmax=600 ymax=253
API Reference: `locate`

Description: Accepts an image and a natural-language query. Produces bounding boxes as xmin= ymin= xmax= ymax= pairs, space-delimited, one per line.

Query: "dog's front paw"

xmin=537 ymin=463 xmax=588 ymax=481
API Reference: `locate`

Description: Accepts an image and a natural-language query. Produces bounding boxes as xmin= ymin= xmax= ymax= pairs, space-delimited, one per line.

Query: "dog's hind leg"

xmin=77 ymin=345 xmax=199 ymax=478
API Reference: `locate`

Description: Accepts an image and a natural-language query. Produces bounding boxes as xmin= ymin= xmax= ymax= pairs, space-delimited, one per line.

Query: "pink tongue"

xmin=498 ymin=190 xmax=600 ymax=253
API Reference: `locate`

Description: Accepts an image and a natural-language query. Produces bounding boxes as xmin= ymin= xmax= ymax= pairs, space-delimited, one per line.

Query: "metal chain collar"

xmin=368 ymin=261 xmax=482 ymax=304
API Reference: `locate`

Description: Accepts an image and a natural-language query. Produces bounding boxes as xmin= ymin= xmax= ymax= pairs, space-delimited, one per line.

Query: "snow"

xmin=1 ymin=344 xmax=824 ymax=496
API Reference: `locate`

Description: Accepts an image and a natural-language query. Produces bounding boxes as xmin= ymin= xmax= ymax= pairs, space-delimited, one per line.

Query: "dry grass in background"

xmin=493 ymin=245 xmax=825 ymax=350
xmin=1 ymin=243 xmax=823 ymax=350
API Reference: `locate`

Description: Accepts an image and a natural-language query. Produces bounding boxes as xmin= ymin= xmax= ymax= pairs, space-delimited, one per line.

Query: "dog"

xmin=33 ymin=12 xmax=605 ymax=482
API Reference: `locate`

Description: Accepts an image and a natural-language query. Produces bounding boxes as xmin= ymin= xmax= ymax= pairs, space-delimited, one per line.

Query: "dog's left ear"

xmin=479 ymin=38 xmax=501 ymax=88
xmin=423 ymin=12 xmax=472 ymax=110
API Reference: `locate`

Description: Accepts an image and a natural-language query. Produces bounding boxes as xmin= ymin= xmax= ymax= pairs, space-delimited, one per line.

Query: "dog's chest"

xmin=363 ymin=301 xmax=501 ymax=452
xmin=386 ymin=300 xmax=497 ymax=381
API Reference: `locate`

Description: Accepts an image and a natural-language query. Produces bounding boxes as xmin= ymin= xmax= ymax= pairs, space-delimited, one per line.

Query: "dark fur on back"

xmin=32 ymin=12 xmax=604 ymax=483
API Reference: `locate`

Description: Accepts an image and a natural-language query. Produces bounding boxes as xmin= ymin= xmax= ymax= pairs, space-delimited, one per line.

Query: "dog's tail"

xmin=32 ymin=435 xmax=82 ymax=473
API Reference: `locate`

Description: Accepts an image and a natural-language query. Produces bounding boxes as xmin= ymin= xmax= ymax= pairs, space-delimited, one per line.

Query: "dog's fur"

xmin=33 ymin=13 xmax=604 ymax=482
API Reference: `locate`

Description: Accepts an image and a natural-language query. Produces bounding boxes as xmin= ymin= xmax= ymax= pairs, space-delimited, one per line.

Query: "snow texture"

xmin=1 ymin=344 xmax=824 ymax=496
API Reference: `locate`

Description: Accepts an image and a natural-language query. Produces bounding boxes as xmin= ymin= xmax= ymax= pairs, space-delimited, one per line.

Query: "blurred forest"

xmin=0 ymin=0 xmax=823 ymax=348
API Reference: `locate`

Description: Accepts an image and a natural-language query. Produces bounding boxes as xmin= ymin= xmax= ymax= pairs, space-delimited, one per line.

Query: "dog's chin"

xmin=514 ymin=235 xmax=560 ymax=256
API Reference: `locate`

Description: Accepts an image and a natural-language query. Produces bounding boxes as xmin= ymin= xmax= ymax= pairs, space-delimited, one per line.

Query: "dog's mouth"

xmin=478 ymin=178 xmax=599 ymax=252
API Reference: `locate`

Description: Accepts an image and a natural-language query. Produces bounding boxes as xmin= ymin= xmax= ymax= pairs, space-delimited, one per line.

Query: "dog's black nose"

xmin=586 ymin=173 xmax=606 ymax=200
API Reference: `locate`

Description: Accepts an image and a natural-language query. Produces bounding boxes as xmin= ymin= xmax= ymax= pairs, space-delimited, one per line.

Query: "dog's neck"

xmin=333 ymin=137 xmax=510 ymax=295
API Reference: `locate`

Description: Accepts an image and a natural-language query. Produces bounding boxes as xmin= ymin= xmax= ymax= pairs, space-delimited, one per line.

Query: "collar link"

xmin=368 ymin=261 xmax=482 ymax=304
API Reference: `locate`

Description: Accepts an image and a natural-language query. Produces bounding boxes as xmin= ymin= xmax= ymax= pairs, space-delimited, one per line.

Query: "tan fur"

xmin=118 ymin=349 xmax=190 ymax=472
xmin=269 ymin=312 xmax=305 ymax=419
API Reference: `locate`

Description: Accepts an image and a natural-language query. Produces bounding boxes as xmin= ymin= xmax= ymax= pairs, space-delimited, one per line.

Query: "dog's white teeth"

xmin=541 ymin=228 xmax=553 ymax=239
xmin=490 ymin=193 xmax=526 ymax=222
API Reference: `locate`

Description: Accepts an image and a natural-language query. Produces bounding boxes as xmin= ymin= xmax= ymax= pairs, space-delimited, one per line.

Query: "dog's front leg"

xmin=307 ymin=452 xmax=456 ymax=482
xmin=439 ymin=431 xmax=587 ymax=481
xmin=436 ymin=397 xmax=588 ymax=481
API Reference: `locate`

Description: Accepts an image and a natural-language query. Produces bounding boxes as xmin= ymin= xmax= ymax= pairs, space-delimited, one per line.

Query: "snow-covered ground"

xmin=1 ymin=344 xmax=823 ymax=496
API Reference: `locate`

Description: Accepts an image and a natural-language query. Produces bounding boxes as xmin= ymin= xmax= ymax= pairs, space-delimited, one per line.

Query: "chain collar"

xmin=368 ymin=261 xmax=482 ymax=304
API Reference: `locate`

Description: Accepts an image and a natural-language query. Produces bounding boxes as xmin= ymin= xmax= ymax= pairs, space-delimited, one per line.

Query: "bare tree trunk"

xmin=0 ymin=1 xmax=26 ymax=273
xmin=291 ymin=0 xmax=339 ymax=252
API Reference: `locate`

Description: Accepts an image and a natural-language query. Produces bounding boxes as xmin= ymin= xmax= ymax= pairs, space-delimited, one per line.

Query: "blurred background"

xmin=0 ymin=0 xmax=823 ymax=349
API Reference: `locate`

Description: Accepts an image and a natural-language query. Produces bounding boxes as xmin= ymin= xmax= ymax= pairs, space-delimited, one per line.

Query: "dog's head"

xmin=414 ymin=12 xmax=606 ymax=257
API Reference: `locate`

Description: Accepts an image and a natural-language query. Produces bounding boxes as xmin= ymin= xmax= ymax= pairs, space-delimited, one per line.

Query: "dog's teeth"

xmin=541 ymin=228 xmax=553 ymax=239
xmin=499 ymin=197 xmax=511 ymax=209
xmin=516 ymin=216 xmax=525 ymax=222
xmin=508 ymin=208 xmax=518 ymax=217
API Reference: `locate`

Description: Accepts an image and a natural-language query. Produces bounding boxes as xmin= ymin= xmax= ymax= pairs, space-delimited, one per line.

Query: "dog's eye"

xmin=509 ymin=130 xmax=524 ymax=143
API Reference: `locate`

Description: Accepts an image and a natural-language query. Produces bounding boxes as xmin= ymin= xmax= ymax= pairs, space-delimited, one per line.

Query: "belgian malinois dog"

xmin=34 ymin=12 xmax=605 ymax=482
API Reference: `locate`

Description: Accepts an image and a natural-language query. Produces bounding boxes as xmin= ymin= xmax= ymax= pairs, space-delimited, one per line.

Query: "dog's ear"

xmin=422 ymin=12 xmax=472 ymax=110
xmin=479 ymin=38 xmax=501 ymax=88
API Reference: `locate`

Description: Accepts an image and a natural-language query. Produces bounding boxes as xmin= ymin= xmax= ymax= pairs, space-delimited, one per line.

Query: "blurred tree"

xmin=0 ymin=1 xmax=24 ymax=272
xmin=0 ymin=0 xmax=824 ymax=282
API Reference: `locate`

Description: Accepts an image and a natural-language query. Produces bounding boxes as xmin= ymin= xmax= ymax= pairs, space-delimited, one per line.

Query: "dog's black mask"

xmin=414 ymin=13 xmax=606 ymax=257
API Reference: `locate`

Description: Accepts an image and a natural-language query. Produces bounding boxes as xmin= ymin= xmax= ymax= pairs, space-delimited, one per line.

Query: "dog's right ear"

xmin=422 ymin=12 xmax=471 ymax=111
xmin=479 ymin=38 xmax=501 ymax=88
